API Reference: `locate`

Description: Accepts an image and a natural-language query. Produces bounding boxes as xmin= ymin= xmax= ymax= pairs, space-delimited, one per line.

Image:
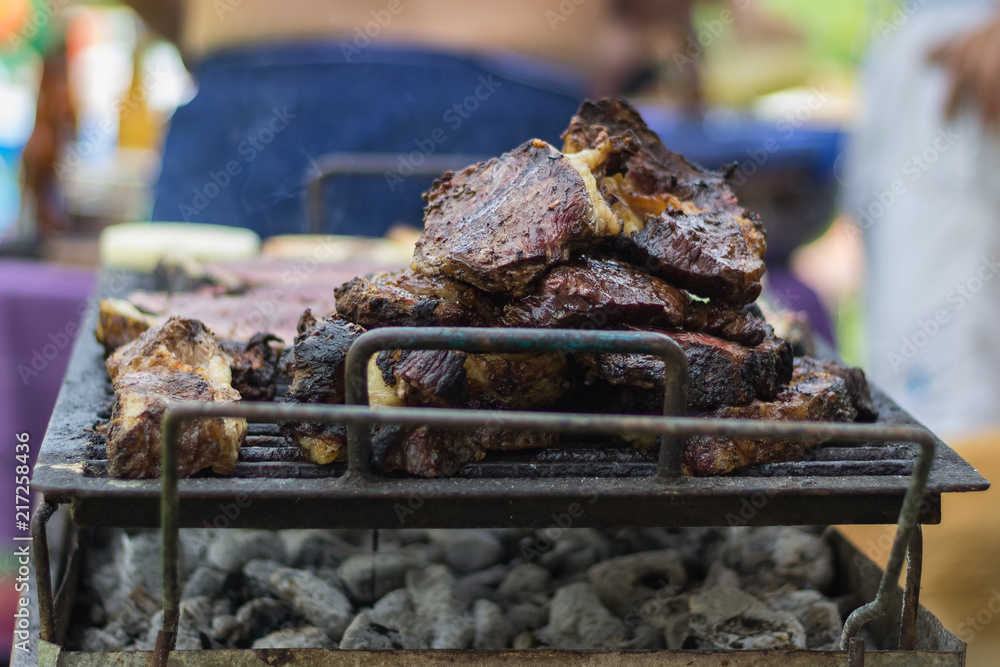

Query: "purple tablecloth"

xmin=0 ymin=259 xmax=95 ymax=656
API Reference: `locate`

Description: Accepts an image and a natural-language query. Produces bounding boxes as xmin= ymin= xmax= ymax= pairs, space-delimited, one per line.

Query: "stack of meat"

xmin=283 ymin=98 xmax=877 ymax=477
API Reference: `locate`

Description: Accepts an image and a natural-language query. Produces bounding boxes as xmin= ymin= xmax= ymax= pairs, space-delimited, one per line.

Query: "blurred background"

xmin=3 ymin=0 xmax=1000 ymax=664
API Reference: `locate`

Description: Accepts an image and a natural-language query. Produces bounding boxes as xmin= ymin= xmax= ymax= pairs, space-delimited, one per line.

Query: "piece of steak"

xmin=220 ymin=332 xmax=282 ymax=401
xmin=501 ymin=257 xmax=688 ymax=330
xmin=279 ymin=315 xmax=365 ymax=464
xmin=502 ymin=256 xmax=767 ymax=345
xmin=578 ymin=329 xmax=793 ymax=411
xmin=563 ymin=98 xmax=766 ymax=304
xmin=614 ymin=210 xmax=766 ymax=304
xmin=104 ymin=317 xmax=246 ymax=479
xmin=376 ymin=425 xmax=558 ymax=477
xmin=411 ymin=137 xmax=634 ymax=296
xmin=334 ymin=268 xmax=499 ymax=328
xmin=683 ymin=357 xmax=865 ymax=475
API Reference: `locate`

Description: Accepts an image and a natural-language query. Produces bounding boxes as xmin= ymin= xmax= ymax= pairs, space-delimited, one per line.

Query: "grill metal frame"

xmin=28 ymin=277 xmax=991 ymax=666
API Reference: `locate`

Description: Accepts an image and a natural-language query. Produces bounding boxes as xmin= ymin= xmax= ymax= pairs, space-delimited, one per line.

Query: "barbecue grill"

xmin=27 ymin=271 xmax=990 ymax=666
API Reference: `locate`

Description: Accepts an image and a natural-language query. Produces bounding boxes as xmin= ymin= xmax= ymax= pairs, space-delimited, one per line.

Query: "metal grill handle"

xmin=343 ymin=327 xmax=689 ymax=478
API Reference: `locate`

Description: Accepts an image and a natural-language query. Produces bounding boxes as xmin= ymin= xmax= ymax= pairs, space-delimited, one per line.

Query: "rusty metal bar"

xmin=154 ymin=413 xmax=182 ymax=666
xmin=342 ymin=327 xmax=689 ymax=478
xmin=899 ymin=525 xmax=923 ymax=650
xmin=31 ymin=500 xmax=59 ymax=643
xmin=849 ymin=637 xmax=865 ymax=666
xmin=839 ymin=429 xmax=935 ymax=649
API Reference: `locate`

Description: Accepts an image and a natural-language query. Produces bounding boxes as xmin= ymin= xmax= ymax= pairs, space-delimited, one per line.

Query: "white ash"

xmin=67 ymin=525 xmax=845 ymax=652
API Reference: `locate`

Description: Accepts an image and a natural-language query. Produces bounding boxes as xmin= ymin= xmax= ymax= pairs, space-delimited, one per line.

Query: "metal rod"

xmin=342 ymin=327 xmax=688 ymax=478
xmin=898 ymin=525 xmax=923 ymax=650
xmin=848 ymin=636 xmax=865 ymax=667
xmin=31 ymin=501 xmax=59 ymax=644
xmin=154 ymin=414 xmax=182 ymax=667
xmin=839 ymin=431 xmax=935 ymax=649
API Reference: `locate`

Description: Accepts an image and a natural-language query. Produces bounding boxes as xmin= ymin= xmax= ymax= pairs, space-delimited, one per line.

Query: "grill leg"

xmin=898 ymin=524 xmax=924 ymax=650
xmin=849 ymin=636 xmax=866 ymax=666
xmin=31 ymin=501 xmax=60 ymax=644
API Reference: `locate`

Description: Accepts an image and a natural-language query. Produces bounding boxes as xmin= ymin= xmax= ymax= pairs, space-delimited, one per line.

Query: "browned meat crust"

xmin=94 ymin=298 xmax=155 ymax=355
xmin=104 ymin=317 xmax=245 ymax=479
xmin=334 ymin=268 xmax=498 ymax=328
xmin=683 ymin=358 xmax=866 ymax=475
xmin=219 ymin=333 xmax=282 ymax=401
xmin=377 ymin=425 xmax=557 ymax=477
xmin=563 ymin=98 xmax=766 ymax=304
xmin=579 ymin=329 xmax=792 ymax=411
xmin=279 ymin=316 xmax=365 ymax=464
xmin=411 ymin=138 xmax=630 ymax=296
xmin=107 ymin=367 xmax=245 ymax=478
xmin=502 ymin=257 xmax=688 ymax=330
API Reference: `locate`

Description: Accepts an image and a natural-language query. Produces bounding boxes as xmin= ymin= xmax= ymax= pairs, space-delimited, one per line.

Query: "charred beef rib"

xmin=563 ymin=98 xmax=767 ymax=304
xmin=105 ymin=317 xmax=246 ymax=478
xmin=579 ymin=329 xmax=793 ymax=412
xmin=683 ymin=358 xmax=869 ymax=475
xmin=334 ymin=268 xmax=499 ymax=328
xmin=411 ymin=137 xmax=635 ymax=296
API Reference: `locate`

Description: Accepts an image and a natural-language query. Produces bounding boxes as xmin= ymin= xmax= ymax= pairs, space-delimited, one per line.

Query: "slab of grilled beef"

xmin=334 ymin=268 xmax=499 ymax=329
xmin=563 ymin=98 xmax=766 ymax=305
xmin=279 ymin=314 xmax=365 ymax=464
xmin=683 ymin=358 xmax=869 ymax=475
xmin=502 ymin=256 xmax=766 ymax=345
xmin=411 ymin=137 xmax=634 ymax=296
xmin=579 ymin=329 xmax=792 ymax=412
xmin=368 ymin=349 xmax=567 ymax=476
xmin=105 ymin=317 xmax=246 ymax=478
xmin=219 ymin=332 xmax=281 ymax=401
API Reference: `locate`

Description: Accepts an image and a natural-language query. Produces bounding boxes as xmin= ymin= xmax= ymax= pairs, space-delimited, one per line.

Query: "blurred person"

xmin=123 ymin=0 xmax=697 ymax=238
xmin=841 ymin=2 xmax=1000 ymax=664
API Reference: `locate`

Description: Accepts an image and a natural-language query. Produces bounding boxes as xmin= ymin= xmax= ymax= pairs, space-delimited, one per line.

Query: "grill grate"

xmin=31 ymin=271 xmax=988 ymax=532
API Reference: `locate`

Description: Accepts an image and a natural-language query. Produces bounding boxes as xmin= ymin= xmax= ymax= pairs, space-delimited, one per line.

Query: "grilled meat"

xmin=411 ymin=137 xmax=634 ymax=296
xmin=794 ymin=356 xmax=878 ymax=421
xmin=279 ymin=315 xmax=365 ymax=464
xmin=502 ymin=257 xmax=687 ymax=330
xmin=563 ymin=98 xmax=766 ymax=304
xmin=501 ymin=256 xmax=766 ymax=345
xmin=377 ymin=425 xmax=557 ymax=477
xmin=580 ymin=329 xmax=793 ymax=411
xmin=104 ymin=317 xmax=246 ymax=479
xmin=366 ymin=349 xmax=568 ymax=476
xmin=219 ymin=333 xmax=282 ymax=401
xmin=107 ymin=367 xmax=245 ymax=478
xmin=612 ymin=210 xmax=765 ymax=305
xmin=95 ymin=298 xmax=156 ymax=355
xmin=683 ymin=358 xmax=867 ymax=475
xmin=334 ymin=268 xmax=498 ymax=328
